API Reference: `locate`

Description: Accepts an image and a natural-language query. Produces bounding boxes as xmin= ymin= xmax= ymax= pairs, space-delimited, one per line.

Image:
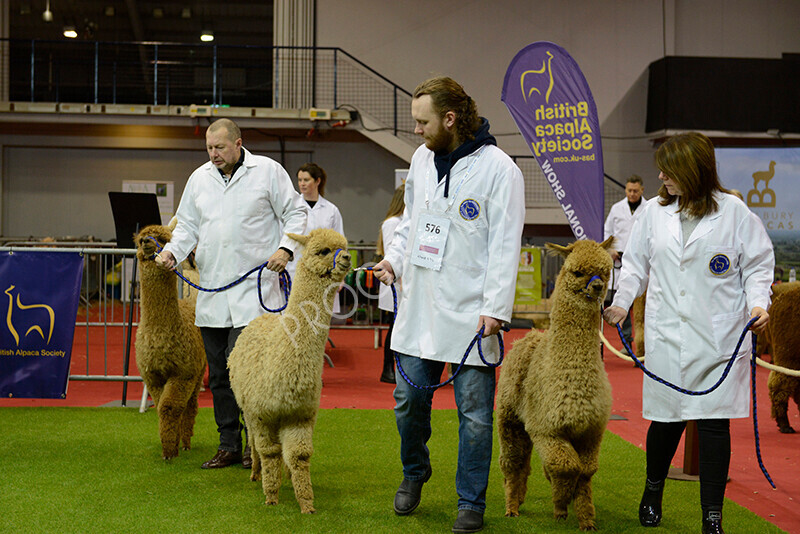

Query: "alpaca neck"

xmin=548 ymin=295 xmax=603 ymax=355
xmin=139 ymin=264 xmax=180 ymax=324
xmin=282 ymin=270 xmax=336 ymax=345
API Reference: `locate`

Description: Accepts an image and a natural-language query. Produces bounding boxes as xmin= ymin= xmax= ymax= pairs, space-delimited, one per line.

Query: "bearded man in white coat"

xmin=374 ymin=77 xmax=525 ymax=534
xmin=603 ymin=174 xmax=646 ymax=348
xmin=158 ymin=118 xmax=307 ymax=470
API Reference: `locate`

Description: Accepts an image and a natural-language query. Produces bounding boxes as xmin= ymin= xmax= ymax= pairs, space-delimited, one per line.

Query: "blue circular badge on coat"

xmin=459 ymin=199 xmax=480 ymax=221
xmin=708 ymin=254 xmax=731 ymax=275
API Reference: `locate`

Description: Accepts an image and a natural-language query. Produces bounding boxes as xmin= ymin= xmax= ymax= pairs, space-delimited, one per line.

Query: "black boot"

xmin=639 ymin=478 xmax=664 ymax=527
xmin=702 ymin=508 xmax=724 ymax=534
xmin=380 ymin=353 xmax=395 ymax=383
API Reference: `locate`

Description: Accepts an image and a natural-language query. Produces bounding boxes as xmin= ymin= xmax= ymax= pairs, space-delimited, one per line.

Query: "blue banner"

xmin=502 ymin=41 xmax=604 ymax=241
xmin=716 ymin=147 xmax=800 ymax=281
xmin=0 ymin=251 xmax=83 ymax=398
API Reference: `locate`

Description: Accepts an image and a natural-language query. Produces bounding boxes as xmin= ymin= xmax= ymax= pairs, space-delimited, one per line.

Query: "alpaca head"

xmin=546 ymin=236 xmax=614 ymax=308
xmin=286 ymin=229 xmax=351 ymax=288
xmin=134 ymin=221 xmax=174 ymax=263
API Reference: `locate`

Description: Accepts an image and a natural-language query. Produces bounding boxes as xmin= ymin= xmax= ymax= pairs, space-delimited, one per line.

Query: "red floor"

xmin=2 ymin=324 xmax=798 ymax=533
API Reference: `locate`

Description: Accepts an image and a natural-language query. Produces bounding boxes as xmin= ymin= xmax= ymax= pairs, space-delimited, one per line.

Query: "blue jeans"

xmin=393 ymin=352 xmax=496 ymax=512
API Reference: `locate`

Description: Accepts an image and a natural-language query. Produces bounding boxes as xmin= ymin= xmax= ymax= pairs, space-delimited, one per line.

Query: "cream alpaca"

xmin=228 ymin=228 xmax=350 ymax=514
xmin=134 ymin=223 xmax=206 ymax=460
xmin=496 ymin=237 xmax=614 ymax=531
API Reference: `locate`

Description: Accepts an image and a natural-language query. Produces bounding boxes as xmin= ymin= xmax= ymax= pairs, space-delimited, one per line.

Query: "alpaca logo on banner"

xmin=0 ymin=251 xmax=83 ymax=398
xmin=747 ymin=160 xmax=777 ymax=207
xmin=503 ymin=41 xmax=604 ymax=242
xmin=4 ymin=285 xmax=56 ymax=346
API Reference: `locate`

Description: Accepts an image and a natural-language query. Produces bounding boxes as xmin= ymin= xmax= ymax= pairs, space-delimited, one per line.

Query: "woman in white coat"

xmin=603 ymin=132 xmax=773 ymax=534
xmin=287 ymin=163 xmax=345 ymax=315
xmin=376 ymin=183 xmax=405 ymax=383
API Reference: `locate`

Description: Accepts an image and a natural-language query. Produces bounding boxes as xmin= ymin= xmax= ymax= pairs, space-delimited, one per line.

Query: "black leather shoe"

xmin=201 ymin=449 xmax=242 ymax=469
xmin=452 ymin=509 xmax=484 ymax=533
xmin=639 ymin=478 xmax=664 ymax=527
xmin=702 ymin=509 xmax=724 ymax=534
xmin=393 ymin=466 xmax=432 ymax=515
xmin=241 ymin=445 xmax=252 ymax=469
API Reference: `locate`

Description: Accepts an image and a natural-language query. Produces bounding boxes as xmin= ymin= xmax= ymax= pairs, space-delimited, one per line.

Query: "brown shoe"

xmin=242 ymin=446 xmax=252 ymax=469
xmin=201 ymin=449 xmax=242 ymax=469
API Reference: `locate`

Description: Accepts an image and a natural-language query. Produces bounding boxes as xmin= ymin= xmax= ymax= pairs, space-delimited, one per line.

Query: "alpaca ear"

xmin=168 ymin=216 xmax=178 ymax=231
xmin=600 ymin=235 xmax=616 ymax=250
xmin=545 ymin=242 xmax=572 ymax=258
xmin=286 ymin=233 xmax=309 ymax=247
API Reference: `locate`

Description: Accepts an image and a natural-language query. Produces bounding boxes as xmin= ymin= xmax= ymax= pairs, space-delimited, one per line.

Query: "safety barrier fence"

xmin=0 ymin=242 xmax=562 ymax=387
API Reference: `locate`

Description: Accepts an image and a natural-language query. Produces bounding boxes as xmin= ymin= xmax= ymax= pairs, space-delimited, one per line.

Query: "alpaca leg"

xmin=179 ymin=379 xmax=202 ymax=450
xmin=241 ymin=414 xmax=262 ymax=481
xmin=280 ymin=422 xmax=316 ymax=514
xmin=534 ymin=436 xmax=581 ymax=522
xmin=769 ymin=371 xmax=795 ymax=433
xmin=252 ymin=428 xmax=283 ymax=505
xmin=158 ymin=380 xmax=193 ymax=459
xmin=573 ymin=436 xmax=603 ymax=531
xmin=497 ymin=413 xmax=533 ymax=517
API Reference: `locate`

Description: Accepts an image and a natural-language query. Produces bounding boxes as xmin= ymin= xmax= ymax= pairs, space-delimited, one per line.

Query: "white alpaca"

xmin=228 ymin=228 xmax=351 ymax=513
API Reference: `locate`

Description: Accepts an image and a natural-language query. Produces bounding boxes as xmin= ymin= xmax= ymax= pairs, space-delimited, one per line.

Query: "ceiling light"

xmin=42 ymin=0 xmax=53 ymax=22
xmin=181 ymin=7 xmax=192 ymax=19
xmin=105 ymin=6 xmax=115 ymax=17
xmin=200 ymin=29 xmax=214 ymax=42
xmin=153 ymin=8 xmax=164 ymax=19
xmin=63 ymin=26 xmax=78 ymax=38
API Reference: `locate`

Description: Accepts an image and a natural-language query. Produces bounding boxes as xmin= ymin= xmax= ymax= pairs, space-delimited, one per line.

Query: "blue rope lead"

xmin=146 ymin=236 xmax=291 ymax=313
xmin=388 ymin=282 xmax=508 ymax=391
xmin=616 ymin=316 xmax=774 ymax=488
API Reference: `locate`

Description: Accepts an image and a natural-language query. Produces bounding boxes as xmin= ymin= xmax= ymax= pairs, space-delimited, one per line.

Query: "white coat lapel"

xmin=685 ymin=211 xmax=722 ymax=248
xmin=666 ymin=204 xmax=681 ymax=245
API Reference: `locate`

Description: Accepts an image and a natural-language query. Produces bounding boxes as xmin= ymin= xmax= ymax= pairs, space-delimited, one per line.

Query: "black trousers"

xmin=645 ymin=419 xmax=730 ymax=510
xmin=200 ymin=326 xmax=245 ymax=453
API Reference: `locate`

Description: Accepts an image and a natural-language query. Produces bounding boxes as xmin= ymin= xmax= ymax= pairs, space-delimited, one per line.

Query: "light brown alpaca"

xmin=134 ymin=223 xmax=206 ymax=460
xmin=497 ymin=237 xmax=614 ymax=531
xmin=766 ymin=285 xmax=800 ymax=433
xmin=228 ymin=228 xmax=350 ymax=514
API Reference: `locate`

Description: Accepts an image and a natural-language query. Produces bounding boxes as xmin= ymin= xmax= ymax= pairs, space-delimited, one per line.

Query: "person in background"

xmin=374 ymin=76 xmax=525 ymax=533
xmin=603 ymin=132 xmax=773 ymax=534
xmin=376 ymin=183 xmax=406 ymax=384
xmin=287 ymin=162 xmax=345 ymax=316
xmin=603 ymin=174 xmax=646 ymax=350
xmin=158 ymin=118 xmax=307 ymax=470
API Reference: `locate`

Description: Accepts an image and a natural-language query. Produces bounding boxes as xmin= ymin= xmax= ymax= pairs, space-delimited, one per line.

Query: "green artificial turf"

xmin=0 ymin=407 xmax=786 ymax=533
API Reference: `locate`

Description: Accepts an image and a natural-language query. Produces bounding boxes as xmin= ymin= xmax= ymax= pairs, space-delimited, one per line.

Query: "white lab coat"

xmin=165 ymin=148 xmax=308 ymax=328
xmin=613 ymin=192 xmax=774 ymax=421
xmin=286 ymin=195 xmax=345 ymax=313
xmin=603 ymin=196 xmax=646 ymax=290
xmin=378 ymin=216 xmax=402 ymax=313
xmin=384 ymin=144 xmax=525 ymax=365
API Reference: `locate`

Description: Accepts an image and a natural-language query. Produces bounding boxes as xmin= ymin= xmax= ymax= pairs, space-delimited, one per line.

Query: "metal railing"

xmin=1 ymin=38 xmax=417 ymax=145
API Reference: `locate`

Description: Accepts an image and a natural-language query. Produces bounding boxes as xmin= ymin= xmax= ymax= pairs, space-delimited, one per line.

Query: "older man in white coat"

xmin=158 ymin=118 xmax=307 ymax=470
xmin=374 ymin=77 xmax=525 ymax=534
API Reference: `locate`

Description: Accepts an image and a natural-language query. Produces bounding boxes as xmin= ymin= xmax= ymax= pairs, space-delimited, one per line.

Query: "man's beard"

xmin=426 ymin=127 xmax=455 ymax=154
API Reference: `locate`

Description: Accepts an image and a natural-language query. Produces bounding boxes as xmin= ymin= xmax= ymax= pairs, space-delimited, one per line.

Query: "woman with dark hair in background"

xmin=287 ymin=162 xmax=345 ymax=315
xmin=377 ymin=183 xmax=406 ymax=383
xmin=603 ymin=132 xmax=773 ymax=534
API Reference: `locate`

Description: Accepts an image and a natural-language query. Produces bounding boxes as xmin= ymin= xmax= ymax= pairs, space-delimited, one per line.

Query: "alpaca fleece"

xmin=134 ymin=223 xmax=206 ymax=460
xmin=228 ymin=228 xmax=350 ymax=514
xmin=766 ymin=284 xmax=800 ymax=433
xmin=496 ymin=237 xmax=614 ymax=531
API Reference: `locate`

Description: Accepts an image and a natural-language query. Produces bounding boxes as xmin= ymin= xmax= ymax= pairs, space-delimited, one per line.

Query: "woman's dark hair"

xmin=655 ymin=132 xmax=729 ymax=218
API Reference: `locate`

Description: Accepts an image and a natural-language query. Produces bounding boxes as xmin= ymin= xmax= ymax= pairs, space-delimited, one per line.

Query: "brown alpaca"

xmin=134 ymin=223 xmax=206 ymax=460
xmin=497 ymin=237 xmax=614 ymax=531
xmin=632 ymin=291 xmax=646 ymax=358
xmin=228 ymin=229 xmax=351 ymax=514
xmin=766 ymin=285 xmax=800 ymax=433
xmin=757 ymin=281 xmax=800 ymax=356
